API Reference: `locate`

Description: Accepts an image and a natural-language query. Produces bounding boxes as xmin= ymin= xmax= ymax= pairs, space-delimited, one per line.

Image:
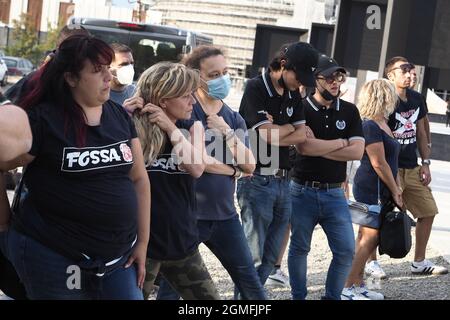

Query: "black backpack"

xmin=378 ymin=201 xmax=412 ymax=259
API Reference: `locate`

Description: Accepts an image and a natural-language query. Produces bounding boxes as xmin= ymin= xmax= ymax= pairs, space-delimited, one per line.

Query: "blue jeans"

xmin=288 ymin=181 xmax=355 ymax=300
xmin=236 ymin=175 xmax=291 ymax=286
xmin=1 ymin=228 xmax=143 ymax=300
xmin=157 ymin=215 xmax=267 ymax=300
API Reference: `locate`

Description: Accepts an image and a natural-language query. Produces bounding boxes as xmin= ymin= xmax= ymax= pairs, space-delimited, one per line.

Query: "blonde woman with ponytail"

xmin=132 ymin=62 xmax=219 ymax=300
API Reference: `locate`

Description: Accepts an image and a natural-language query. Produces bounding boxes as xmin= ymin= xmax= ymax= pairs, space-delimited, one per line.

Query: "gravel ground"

xmin=2 ymin=192 xmax=448 ymax=301
xmin=198 ymin=225 xmax=450 ymax=300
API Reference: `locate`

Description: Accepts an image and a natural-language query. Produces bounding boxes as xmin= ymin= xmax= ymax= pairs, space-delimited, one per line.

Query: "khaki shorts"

xmin=399 ymin=166 xmax=438 ymax=219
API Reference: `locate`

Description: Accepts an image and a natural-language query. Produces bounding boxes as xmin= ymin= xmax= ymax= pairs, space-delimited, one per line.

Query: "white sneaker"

xmin=411 ymin=259 xmax=448 ymax=275
xmin=365 ymin=261 xmax=387 ymax=279
xmin=355 ymin=284 xmax=384 ymax=300
xmin=266 ymin=268 xmax=290 ymax=288
xmin=341 ymin=286 xmax=370 ymax=300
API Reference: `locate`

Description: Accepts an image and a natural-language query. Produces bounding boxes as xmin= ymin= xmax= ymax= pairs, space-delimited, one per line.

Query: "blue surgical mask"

xmin=206 ymin=74 xmax=231 ymax=100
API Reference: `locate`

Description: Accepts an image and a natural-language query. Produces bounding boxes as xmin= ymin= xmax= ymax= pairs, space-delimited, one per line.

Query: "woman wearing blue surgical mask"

xmin=156 ymin=45 xmax=267 ymax=300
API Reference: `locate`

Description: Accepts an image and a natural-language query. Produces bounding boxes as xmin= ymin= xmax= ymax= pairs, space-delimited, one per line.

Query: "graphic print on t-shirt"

xmin=61 ymin=140 xmax=134 ymax=172
xmin=392 ymin=108 xmax=420 ymax=145
xmin=149 ymin=153 xmax=188 ymax=175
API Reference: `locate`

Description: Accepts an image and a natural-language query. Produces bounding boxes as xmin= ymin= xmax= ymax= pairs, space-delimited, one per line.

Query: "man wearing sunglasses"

xmin=288 ymin=54 xmax=365 ymax=300
xmin=385 ymin=56 xmax=447 ymax=275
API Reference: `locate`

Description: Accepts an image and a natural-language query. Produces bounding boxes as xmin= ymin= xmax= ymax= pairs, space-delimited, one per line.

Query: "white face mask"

xmin=115 ymin=64 xmax=135 ymax=86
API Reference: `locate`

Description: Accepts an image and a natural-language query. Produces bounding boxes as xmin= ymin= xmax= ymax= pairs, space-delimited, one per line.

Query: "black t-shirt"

xmin=146 ymin=120 xmax=199 ymax=261
xmin=388 ymin=89 xmax=427 ymax=169
xmin=14 ymin=100 xmax=138 ymax=262
xmin=292 ymin=95 xmax=364 ymax=183
xmin=239 ymin=71 xmax=305 ymax=171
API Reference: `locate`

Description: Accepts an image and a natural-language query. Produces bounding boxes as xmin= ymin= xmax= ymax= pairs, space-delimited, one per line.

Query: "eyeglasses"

xmin=389 ymin=63 xmax=415 ymax=74
xmin=316 ymin=72 xmax=346 ymax=84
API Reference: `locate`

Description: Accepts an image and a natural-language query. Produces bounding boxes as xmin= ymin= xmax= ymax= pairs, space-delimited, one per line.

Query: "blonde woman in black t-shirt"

xmin=132 ymin=62 xmax=220 ymax=300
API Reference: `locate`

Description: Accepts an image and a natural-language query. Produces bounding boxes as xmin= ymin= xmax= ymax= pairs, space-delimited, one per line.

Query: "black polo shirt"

xmin=239 ymin=71 xmax=305 ymax=171
xmin=292 ymin=95 xmax=364 ymax=183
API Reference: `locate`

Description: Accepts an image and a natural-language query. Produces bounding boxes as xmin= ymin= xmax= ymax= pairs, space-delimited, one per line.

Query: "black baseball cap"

xmin=314 ymin=54 xmax=347 ymax=77
xmin=284 ymin=42 xmax=319 ymax=87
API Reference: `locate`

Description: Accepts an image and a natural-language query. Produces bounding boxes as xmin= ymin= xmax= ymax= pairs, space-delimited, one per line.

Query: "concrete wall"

xmin=431 ymin=133 xmax=450 ymax=161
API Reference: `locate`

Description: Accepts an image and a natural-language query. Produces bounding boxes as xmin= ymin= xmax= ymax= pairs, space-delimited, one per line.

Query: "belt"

xmin=292 ymin=177 xmax=342 ymax=190
xmin=254 ymin=168 xmax=289 ymax=179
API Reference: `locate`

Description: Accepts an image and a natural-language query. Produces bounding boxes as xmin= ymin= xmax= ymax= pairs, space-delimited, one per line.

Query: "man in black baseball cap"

xmin=314 ymin=54 xmax=348 ymax=101
xmin=237 ymin=42 xmax=319 ymax=291
xmin=283 ymin=42 xmax=320 ymax=88
xmin=289 ymin=53 xmax=365 ymax=300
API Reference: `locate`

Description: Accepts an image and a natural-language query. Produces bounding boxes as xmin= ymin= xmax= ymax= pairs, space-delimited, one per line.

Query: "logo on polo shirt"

xmin=61 ymin=141 xmax=134 ymax=172
xmin=336 ymin=120 xmax=346 ymax=130
xmin=287 ymin=107 xmax=294 ymax=117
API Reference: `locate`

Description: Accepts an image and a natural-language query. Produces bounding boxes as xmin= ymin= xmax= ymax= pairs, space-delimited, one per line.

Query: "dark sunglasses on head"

xmin=390 ymin=63 xmax=415 ymax=74
xmin=317 ymin=72 xmax=346 ymax=84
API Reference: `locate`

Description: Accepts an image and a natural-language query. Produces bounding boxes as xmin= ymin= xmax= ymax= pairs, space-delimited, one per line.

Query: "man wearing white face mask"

xmin=110 ymin=43 xmax=143 ymax=110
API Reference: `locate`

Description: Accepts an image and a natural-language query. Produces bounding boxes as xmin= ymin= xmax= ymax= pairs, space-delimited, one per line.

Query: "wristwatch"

xmin=421 ymin=159 xmax=431 ymax=166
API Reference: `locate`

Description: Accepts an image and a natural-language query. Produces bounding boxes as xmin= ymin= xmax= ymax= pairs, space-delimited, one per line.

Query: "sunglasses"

xmin=390 ymin=63 xmax=415 ymax=74
xmin=317 ymin=72 xmax=346 ymax=84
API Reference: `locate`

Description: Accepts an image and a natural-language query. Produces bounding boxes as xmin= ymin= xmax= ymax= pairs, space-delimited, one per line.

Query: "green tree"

xmin=38 ymin=20 xmax=65 ymax=56
xmin=5 ymin=13 xmax=41 ymax=65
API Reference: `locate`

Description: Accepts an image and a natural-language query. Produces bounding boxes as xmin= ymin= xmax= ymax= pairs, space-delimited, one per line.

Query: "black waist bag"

xmin=378 ymin=201 xmax=412 ymax=259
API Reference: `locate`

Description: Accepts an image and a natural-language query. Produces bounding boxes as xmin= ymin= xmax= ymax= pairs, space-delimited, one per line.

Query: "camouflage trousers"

xmin=144 ymin=249 xmax=220 ymax=300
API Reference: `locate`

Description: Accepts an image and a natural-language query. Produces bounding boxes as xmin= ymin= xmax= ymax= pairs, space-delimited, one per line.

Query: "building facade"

xmin=0 ymin=0 xmax=154 ymax=45
xmin=149 ymin=0 xmax=335 ymax=78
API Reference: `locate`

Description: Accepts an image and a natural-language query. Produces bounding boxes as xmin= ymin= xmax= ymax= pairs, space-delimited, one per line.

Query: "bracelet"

xmin=223 ymin=129 xmax=235 ymax=142
xmin=230 ymin=166 xmax=237 ymax=177
xmin=234 ymin=167 xmax=243 ymax=179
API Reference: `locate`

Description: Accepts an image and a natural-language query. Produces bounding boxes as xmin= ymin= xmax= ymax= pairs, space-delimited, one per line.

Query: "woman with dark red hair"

xmin=0 ymin=35 xmax=150 ymax=300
